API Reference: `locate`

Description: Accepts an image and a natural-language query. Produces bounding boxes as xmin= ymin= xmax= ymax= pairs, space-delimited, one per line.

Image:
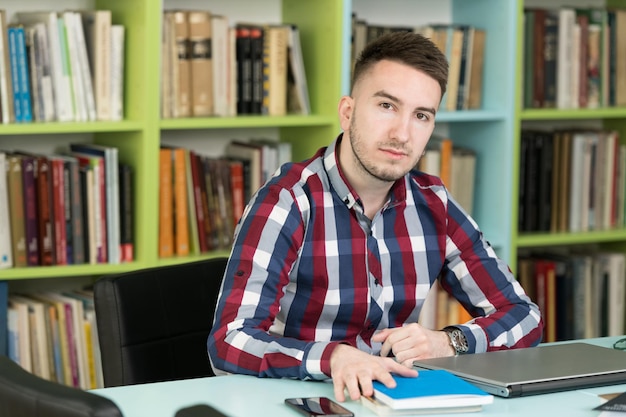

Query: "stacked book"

xmin=0 ymin=9 xmax=125 ymax=124
xmin=5 ymin=289 xmax=104 ymax=390
xmin=0 ymin=144 xmax=134 ymax=270
xmin=362 ymin=370 xmax=493 ymax=415
xmin=161 ymin=9 xmax=310 ymax=118
xmin=158 ymin=139 xmax=291 ymax=258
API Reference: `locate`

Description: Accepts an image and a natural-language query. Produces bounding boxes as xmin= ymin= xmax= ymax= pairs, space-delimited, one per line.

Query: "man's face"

xmin=338 ymin=60 xmax=441 ymax=184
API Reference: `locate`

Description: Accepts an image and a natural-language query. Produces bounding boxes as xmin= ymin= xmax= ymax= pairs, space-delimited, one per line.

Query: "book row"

xmin=162 ymin=10 xmax=310 ymax=119
xmin=416 ymin=136 xmax=477 ymax=216
xmin=0 ymin=9 xmax=125 ymax=124
xmin=522 ymin=7 xmax=626 ymax=110
xmin=350 ymin=15 xmax=486 ymax=112
xmin=518 ymin=128 xmax=626 ymax=233
xmin=5 ymin=288 xmax=103 ymax=390
xmin=0 ymin=144 xmax=134 ymax=269
xmin=158 ymin=139 xmax=291 ymax=258
xmin=518 ymin=250 xmax=626 ymax=343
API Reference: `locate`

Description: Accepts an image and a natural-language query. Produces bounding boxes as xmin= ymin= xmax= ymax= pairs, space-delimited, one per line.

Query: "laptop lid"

xmin=413 ymin=342 xmax=626 ymax=397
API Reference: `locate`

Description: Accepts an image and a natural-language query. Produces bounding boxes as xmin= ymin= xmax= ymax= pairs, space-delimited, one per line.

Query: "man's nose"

xmin=391 ymin=115 xmax=411 ymax=142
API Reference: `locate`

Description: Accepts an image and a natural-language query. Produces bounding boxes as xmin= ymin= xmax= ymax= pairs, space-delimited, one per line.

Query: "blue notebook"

xmin=372 ymin=370 xmax=493 ymax=410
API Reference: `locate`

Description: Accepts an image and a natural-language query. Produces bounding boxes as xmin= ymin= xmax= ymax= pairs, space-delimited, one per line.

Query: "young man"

xmin=208 ymin=31 xmax=543 ymax=402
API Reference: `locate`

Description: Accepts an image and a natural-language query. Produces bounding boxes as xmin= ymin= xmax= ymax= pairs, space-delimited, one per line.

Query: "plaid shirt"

xmin=208 ymin=134 xmax=543 ymax=380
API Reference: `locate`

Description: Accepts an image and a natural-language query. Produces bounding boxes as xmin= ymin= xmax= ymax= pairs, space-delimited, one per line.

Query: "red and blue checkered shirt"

xmin=208 ymin=134 xmax=543 ymax=380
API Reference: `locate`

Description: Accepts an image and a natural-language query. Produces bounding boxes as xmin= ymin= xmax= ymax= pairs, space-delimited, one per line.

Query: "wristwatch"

xmin=443 ymin=326 xmax=469 ymax=355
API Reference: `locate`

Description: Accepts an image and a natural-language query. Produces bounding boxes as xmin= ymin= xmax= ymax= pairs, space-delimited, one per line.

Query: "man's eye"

xmin=381 ymin=102 xmax=393 ymax=110
xmin=416 ymin=112 xmax=429 ymax=121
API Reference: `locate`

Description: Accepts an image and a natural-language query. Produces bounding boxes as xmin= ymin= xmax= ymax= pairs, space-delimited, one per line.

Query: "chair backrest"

xmin=0 ymin=355 xmax=123 ymax=417
xmin=94 ymin=257 xmax=228 ymax=387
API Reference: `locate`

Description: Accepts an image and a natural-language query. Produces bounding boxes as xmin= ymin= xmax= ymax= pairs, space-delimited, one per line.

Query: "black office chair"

xmin=0 ymin=355 xmax=123 ymax=417
xmin=94 ymin=257 xmax=228 ymax=387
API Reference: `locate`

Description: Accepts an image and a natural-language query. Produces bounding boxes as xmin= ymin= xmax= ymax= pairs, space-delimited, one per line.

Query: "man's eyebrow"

xmin=373 ymin=90 xmax=400 ymax=103
xmin=373 ymin=90 xmax=437 ymax=116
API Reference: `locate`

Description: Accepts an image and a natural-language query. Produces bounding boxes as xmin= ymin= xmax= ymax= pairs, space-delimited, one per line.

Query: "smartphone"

xmin=284 ymin=397 xmax=354 ymax=417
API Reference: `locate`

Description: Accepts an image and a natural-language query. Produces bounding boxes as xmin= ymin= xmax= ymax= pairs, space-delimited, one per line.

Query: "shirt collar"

xmin=323 ymin=133 xmax=408 ymax=210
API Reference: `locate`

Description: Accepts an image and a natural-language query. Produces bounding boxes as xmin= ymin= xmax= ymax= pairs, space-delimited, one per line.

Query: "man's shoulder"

xmin=267 ymin=148 xmax=327 ymax=190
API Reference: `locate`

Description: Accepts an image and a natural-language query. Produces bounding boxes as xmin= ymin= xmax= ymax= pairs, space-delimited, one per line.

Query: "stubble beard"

xmin=348 ymin=112 xmax=413 ymax=183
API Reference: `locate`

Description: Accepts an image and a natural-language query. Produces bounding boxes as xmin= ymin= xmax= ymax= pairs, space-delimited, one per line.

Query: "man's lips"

xmin=380 ymin=147 xmax=408 ymax=158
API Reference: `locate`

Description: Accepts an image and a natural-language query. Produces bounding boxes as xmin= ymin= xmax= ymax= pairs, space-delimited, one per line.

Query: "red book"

xmin=534 ymin=259 xmax=556 ymax=342
xmin=19 ymin=154 xmax=40 ymax=266
xmin=229 ymin=159 xmax=245 ymax=229
xmin=189 ymin=151 xmax=209 ymax=253
xmin=49 ymin=157 xmax=67 ymax=265
xmin=34 ymin=155 xmax=54 ymax=266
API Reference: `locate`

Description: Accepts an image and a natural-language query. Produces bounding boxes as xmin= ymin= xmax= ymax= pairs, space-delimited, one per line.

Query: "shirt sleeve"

xmin=439 ymin=195 xmax=544 ymax=352
xmin=207 ymin=182 xmax=338 ymax=380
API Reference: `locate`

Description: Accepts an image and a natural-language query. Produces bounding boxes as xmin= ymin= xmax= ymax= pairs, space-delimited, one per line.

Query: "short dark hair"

xmin=352 ymin=31 xmax=448 ymax=96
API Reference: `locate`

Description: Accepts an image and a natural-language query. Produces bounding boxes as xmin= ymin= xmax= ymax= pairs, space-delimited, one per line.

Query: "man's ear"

xmin=338 ymin=96 xmax=353 ymax=131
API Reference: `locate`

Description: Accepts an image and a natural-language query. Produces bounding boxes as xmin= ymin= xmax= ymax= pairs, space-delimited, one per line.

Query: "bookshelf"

xmin=0 ymin=0 xmax=343 ymax=280
xmin=513 ymin=0 xmax=626 ymax=261
xmin=2 ymin=0 xmax=626 ymax=357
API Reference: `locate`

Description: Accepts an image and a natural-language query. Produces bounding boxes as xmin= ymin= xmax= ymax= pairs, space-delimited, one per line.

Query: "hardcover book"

xmin=7 ymin=154 xmax=27 ymax=267
xmin=0 ymin=10 xmax=15 ymax=123
xmin=0 ymin=153 xmax=12 ymax=269
xmin=188 ymin=10 xmax=212 ymax=117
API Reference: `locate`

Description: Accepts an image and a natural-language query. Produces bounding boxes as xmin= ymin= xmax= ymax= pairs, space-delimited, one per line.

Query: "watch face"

xmin=453 ymin=330 xmax=468 ymax=352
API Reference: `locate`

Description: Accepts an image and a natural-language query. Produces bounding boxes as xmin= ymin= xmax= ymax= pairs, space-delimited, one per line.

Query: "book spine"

xmin=70 ymin=12 xmax=96 ymax=121
xmin=57 ymin=16 xmax=77 ymax=121
xmin=188 ymin=11 xmax=213 ymax=116
xmin=0 ymin=282 xmax=7 ymax=355
xmin=189 ymin=151 xmax=209 ymax=252
xmin=78 ymin=167 xmax=91 ymax=264
xmin=7 ymin=155 xmax=27 ymax=266
xmin=0 ymin=11 xmax=15 ymax=123
xmin=229 ymin=160 xmax=245 ymax=230
xmin=172 ymin=11 xmax=192 ymax=117
xmin=80 ymin=10 xmax=112 ymax=121
xmin=68 ymin=158 xmax=85 ymax=264
xmin=110 ymin=25 xmax=125 ymax=121
xmin=62 ymin=160 xmax=74 ymax=264
xmin=0 ymin=153 xmax=13 ymax=269
xmin=543 ymin=10 xmax=558 ymax=108
xmin=211 ymin=15 xmax=229 ymax=116
xmin=50 ymin=159 xmax=67 ymax=265
xmin=173 ymin=148 xmax=189 ymax=256
xmin=21 ymin=155 xmax=39 ymax=265
xmin=119 ymin=164 xmax=134 ymax=262
xmin=198 ymin=155 xmax=214 ymax=250
xmin=532 ymin=9 xmax=546 ymax=108
xmin=455 ymin=26 xmax=471 ymax=110
xmin=62 ymin=302 xmax=80 ymax=388
xmin=95 ymin=158 xmax=107 ymax=263
xmin=158 ymin=148 xmax=174 ymax=258
xmin=25 ymin=26 xmax=43 ymax=122
xmin=36 ymin=156 xmax=54 ymax=266
xmin=236 ymin=25 xmax=252 ymax=115
xmin=15 ymin=26 xmax=33 ymax=122
xmin=250 ymin=26 xmax=264 ymax=115
xmin=7 ymin=26 xmax=22 ymax=122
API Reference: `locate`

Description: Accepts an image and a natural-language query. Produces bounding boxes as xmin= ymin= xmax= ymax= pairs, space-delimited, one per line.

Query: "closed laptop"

xmin=413 ymin=342 xmax=626 ymax=397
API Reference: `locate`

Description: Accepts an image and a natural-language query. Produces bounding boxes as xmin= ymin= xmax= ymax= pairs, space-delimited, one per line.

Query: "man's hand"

xmin=329 ymin=344 xmax=418 ymax=402
xmin=371 ymin=323 xmax=455 ymax=367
